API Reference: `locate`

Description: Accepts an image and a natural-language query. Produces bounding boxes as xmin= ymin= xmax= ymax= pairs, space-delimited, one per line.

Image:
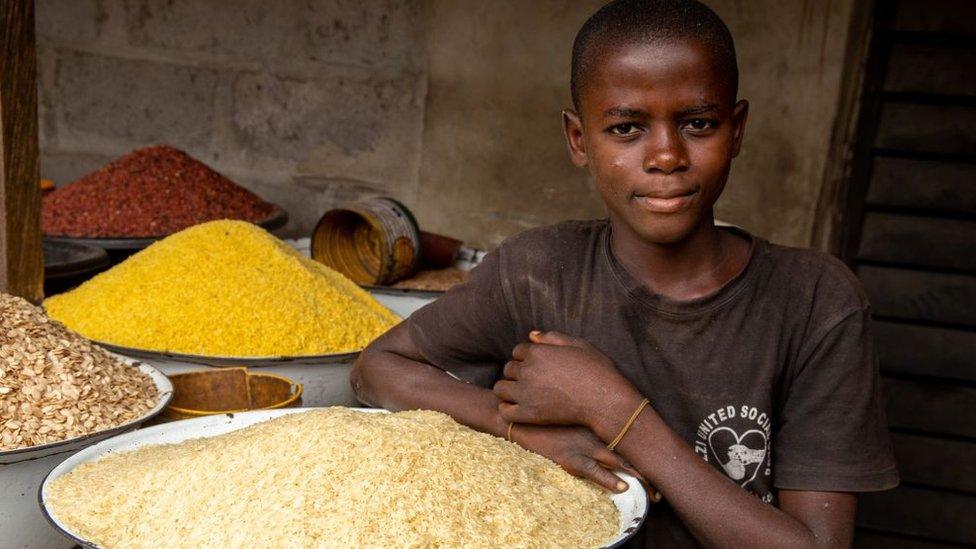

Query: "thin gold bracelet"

xmin=507 ymin=421 xmax=515 ymax=442
xmin=607 ymin=398 xmax=650 ymax=451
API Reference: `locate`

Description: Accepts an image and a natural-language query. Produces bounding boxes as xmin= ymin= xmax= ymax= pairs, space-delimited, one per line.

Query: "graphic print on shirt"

xmin=694 ymin=404 xmax=773 ymax=503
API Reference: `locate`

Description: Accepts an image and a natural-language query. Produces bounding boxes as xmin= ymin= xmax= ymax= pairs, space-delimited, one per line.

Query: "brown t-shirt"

xmin=407 ymin=220 xmax=898 ymax=547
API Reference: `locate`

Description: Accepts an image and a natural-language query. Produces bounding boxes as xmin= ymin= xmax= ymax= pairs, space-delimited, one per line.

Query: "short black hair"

xmin=571 ymin=0 xmax=738 ymax=110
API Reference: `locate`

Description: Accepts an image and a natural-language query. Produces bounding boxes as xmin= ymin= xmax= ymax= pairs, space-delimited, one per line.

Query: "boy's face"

xmin=564 ymin=40 xmax=748 ymax=244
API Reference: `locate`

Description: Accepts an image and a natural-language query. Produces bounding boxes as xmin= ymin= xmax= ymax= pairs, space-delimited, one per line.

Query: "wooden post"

xmin=0 ymin=0 xmax=43 ymax=302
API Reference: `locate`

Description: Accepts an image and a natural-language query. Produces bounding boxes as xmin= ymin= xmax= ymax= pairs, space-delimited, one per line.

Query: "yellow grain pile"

xmin=44 ymin=220 xmax=399 ymax=357
xmin=46 ymin=408 xmax=619 ymax=548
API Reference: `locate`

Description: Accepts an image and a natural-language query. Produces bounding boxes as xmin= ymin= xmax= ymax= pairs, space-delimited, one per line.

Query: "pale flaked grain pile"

xmin=47 ymin=408 xmax=619 ymax=548
xmin=0 ymin=293 xmax=157 ymax=451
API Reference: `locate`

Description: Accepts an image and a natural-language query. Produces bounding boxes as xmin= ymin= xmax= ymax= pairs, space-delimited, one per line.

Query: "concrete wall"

xmin=713 ymin=0 xmax=861 ymax=249
xmin=36 ymin=0 xmax=861 ymax=250
xmin=409 ymin=1 xmax=607 ymax=246
xmin=37 ymin=0 xmax=427 ymax=237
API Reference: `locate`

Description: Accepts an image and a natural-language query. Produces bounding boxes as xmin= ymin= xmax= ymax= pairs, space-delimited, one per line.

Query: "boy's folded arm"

xmin=607 ymin=405 xmax=856 ymax=549
xmin=489 ymin=329 xmax=863 ymax=548
xmin=351 ymin=322 xmax=510 ymax=438
xmin=350 ymin=322 xmax=632 ymax=493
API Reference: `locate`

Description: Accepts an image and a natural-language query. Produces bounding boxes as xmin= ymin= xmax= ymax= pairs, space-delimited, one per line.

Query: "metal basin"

xmin=0 ymin=359 xmax=173 ymax=549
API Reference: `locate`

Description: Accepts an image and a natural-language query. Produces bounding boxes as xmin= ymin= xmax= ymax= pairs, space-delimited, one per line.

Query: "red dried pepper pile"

xmin=42 ymin=145 xmax=279 ymax=238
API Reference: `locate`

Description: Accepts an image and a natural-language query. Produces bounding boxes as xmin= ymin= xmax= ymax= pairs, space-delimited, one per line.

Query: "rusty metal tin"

xmin=311 ymin=197 xmax=421 ymax=285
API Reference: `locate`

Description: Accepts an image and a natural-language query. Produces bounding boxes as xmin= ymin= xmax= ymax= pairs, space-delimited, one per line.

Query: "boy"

xmin=351 ymin=0 xmax=898 ymax=546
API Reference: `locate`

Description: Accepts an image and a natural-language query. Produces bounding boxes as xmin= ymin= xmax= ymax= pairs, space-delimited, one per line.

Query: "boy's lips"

xmin=631 ymin=188 xmax=698 ymax=214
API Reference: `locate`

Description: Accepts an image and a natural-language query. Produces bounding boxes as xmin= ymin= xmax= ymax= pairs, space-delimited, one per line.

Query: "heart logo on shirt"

xmin=707 ymin=427 xmax=767 ymax=488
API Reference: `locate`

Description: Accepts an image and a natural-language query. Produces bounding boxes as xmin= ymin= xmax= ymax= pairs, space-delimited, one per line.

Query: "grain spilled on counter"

xmin=46 ymin=408 xmax=620 ymax=548
xmin=0 ymin=293 xmax=157 ymax=451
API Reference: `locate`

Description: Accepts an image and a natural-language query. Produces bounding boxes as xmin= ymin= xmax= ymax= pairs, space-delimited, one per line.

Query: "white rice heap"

xmin=46 ymin=408 xmax=619 ymax=548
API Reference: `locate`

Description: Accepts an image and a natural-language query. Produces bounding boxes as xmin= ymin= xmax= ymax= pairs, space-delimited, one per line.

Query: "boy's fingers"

xmin=592 ymin=447 xmax=628 ymax=469
xmin=502 ymin=360 xmax=522 ymax=380
xmin=531 ymin=330 xmax=594 ymax=352
xmin=511 ymin=342 xmax=532 ymax=361
xmin=530 ymin=330 xmax=580 ymax=347
xmin=498 ymin=402 xmax=552 ymax=425
xmin=497 ymin=401 xmax=524 ymax=422
xmin=593 ymin=447 xmax=644 ymax=482
xmin=592 ymin=448 xmax=662 ymax=502
xmin=573 ymin=456 xmax=628 ymax=493
xmin=492 ymin=380 xmax=519 ymax=403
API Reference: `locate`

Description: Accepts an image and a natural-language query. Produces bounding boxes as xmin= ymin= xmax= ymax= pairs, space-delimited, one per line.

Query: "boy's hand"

xmin=493 ymin=331 xmax=643 ymax=431
xmin=509 ymin=423 xmax=634 ymax=493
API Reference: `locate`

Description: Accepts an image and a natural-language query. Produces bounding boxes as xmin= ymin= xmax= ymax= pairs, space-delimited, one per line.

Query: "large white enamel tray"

xmin=41 ymin=408 xmax=647 ymax=548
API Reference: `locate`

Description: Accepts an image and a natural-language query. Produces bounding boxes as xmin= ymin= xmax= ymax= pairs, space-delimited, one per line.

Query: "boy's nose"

xmin=642 ymin=126 xmax=689 ymax=175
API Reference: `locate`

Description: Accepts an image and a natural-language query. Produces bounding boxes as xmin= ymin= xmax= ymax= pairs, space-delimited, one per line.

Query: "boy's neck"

xmin=609 ymin=214 xmax=751 ymax=301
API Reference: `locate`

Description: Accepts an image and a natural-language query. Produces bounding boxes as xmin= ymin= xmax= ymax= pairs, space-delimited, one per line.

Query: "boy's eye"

xmin=608 ymin=123 xmax=641 ymax=137
xmin=684 ymin=118 xmax=718 ymax=132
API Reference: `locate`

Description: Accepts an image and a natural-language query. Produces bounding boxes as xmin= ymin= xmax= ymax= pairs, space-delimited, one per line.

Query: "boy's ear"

xmin=731 ymin=99 xmax=749 ymax=158
xmin=562 ymin=109 xmax=588 ymax=168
